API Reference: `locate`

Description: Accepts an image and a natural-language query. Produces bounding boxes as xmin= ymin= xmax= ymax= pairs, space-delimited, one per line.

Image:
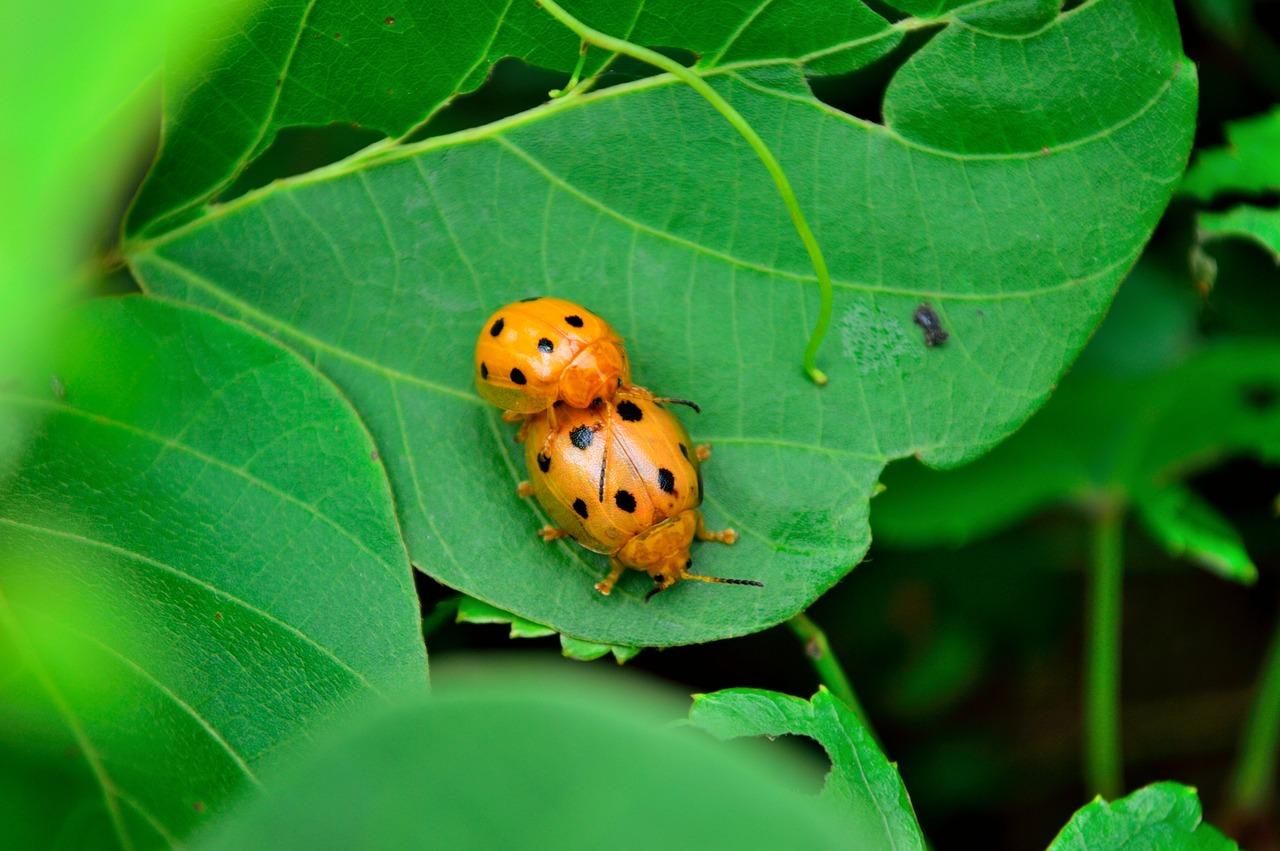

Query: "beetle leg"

xmin=594 ymin=558 xmax=626 ymax=595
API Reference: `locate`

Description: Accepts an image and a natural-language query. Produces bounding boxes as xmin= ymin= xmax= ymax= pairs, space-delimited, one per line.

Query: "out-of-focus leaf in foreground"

xmin=0 ymin=298 xmax=426 ymax=849
xmin=689 ymin=687 xmax=924 ymax=849
xmin=0 ymin=0 xmax=244 ymax=470
xmin=1048 ymin=782 xmax=1237 ymax=850
xmin=129 ymin=0 xmax=1196 ymax=646
xmin=197 ymin=663 xmax=851 ymax=850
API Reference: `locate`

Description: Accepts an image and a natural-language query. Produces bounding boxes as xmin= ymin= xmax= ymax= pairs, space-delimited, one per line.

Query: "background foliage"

xmin=2 ymin=0 xmax=1278 ymax=847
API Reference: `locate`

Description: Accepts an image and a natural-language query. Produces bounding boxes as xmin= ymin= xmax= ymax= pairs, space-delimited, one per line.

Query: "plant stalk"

xmin=1228 ymin=612 xmax=1280 ymax=813
xmin=1084 ymin=501 xmax=1125 ymax=799
xmin=788 ymin=611 xmax=880 ymax=747
xmin=535 ymin=0 xmax=835 ymax=385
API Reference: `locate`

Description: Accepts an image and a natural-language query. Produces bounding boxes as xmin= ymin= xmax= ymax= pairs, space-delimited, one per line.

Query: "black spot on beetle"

xmin=679 ymin=444 xmax=689 ymax=459
xmin=657 ymin=468 xmax=675 ymax=494
xmin=614 ymin=490 xmax=637 ymax=512
xmin=570 ymin=425 xmax=594 ymax=450
xmin=537 ymin=337 xmax=554 ymax=354
xmin=480 ymin=362 xmax=489 ymax=380
xmin=537 ymin=453 xmax=551 ymax=473
xmin=565 ymin=314 xmax=584 ymax=327
xmin=520 ymin=296 xmax=540 ymax=302
xmin=913 ymin=303 xmax=948 ymax=347
xmin=1242 ymin=383 xmax=1278 ymax=412
xmin=573 ymin=498 xmax=588 ymax=519
xmin=617 ymin=400 xmax=643 ymax=422
xmin=695 ymin=465 xmax=704 ymax=497
xmin=510 ymin=367 xmax=527 ymax=385
xmin=490 ymin=317 xmax=505 ymax=337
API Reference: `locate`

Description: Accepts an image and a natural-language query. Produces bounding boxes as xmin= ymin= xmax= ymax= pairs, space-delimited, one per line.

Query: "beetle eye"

xmin=685 ymin=558 xmax=692 ymax=569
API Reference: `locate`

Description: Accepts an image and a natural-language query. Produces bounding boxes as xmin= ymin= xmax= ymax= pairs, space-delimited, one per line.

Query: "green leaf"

xmin=127 ymin=0 xmax=903 ymax=238
xmin=873 ymin=336 xmax=1280 ymax=575
xmin=128 ymin=0 xmax=1196 ymax=646
xmin=0 ymin=298 xmax=426 ymax=848
xmin=197 ymin=663 xmax=852 ymax=849
xmin=455 ymin=596 xmax=640 ymax=661
xmin=456 ymin=596 xmax=557 ymax=639
xmin=1180 ymin=106 xmax=1280 ymax=201
xmin=1134 ymin=483 xmax=1258 ymax=583
xmin=558 ymin=634 xmax=643 ymax=663
xmin=689 ymin=687 xmax=925 ymax=849
xmin=1048 ymin=782 xmax=1237 ymax=850
xmin=1200 ymin=205 xmax=1280 ymax=262
xmin=0 ymin=0 xmax=245 ymax=469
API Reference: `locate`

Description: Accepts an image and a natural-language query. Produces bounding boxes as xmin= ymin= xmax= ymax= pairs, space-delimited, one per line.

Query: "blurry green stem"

xmin=788 ymin=612 xmax=880 ymax=747
xmin=421 ymin=595 xmax=461 ymax=641
xmin=1084 ymin=500 xmax=1125 ymax=799
xmin=535 ymin=0 xmax=834 ymax=385
xmin=1228 ymin=613 xmax=1280 ymax=813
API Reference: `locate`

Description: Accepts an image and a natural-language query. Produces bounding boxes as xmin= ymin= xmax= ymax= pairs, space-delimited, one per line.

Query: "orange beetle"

xmin=517 ymin=389 xmax=761 ymax=599
xmin=474 ymin=297 xmax=631 ymax=415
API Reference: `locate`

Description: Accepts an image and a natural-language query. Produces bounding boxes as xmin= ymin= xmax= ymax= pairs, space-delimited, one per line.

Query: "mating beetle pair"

xmin=474 ymin=297 xmax=761 ymax=599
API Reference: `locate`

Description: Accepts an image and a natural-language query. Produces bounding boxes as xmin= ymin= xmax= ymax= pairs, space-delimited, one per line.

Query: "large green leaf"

xmin=1047 ymin=782 xmax=1236 ymax=850
xmin=197 ymin=663 xmax=852 ymax=849
xmin=128 ymin=0 xmax=1196 ymax=646
xmin=689 ymin=687 xmax=925 ymax=849
xmin=126 ymin=0 xmax=902 ymax=237
xmin=0 ymin=298 xmax=426 ymax=849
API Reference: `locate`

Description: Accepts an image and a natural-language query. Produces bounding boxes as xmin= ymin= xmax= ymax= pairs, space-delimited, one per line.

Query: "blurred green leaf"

xmin=127 ymin=0 xmax=902 ymax=238
xmin=197 ymin=663 xmax=852 ymax=849
xmin=1200 ymin=205 xmax=1280 ymax=262
xmin=1181 ymin=105 xmax=1280 ymax=200
xmin=1047 ymin=782 xmax=1237 ymax=850
xmin=0 ymin=298 xmax=426 ymax=848
xmin=1133 ymin=483 xmax=1257 ymax=582
xmin=689 ymin=687 xmax=925 ymax=849
xmin=875 ymin=339 xmax=1280 ymax=572
xmin=0 ymin=0 xmax=245 ymax=470
xmin=455 ymin=596 xmax=640 ymax=661
xmin=128 ymin=0 xmax=1196 ymax=647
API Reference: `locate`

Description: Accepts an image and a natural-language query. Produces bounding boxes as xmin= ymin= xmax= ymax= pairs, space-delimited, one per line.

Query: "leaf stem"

xmin=1084 ymin=500 xmax=1125 ymax=799
xmin=535 ymin=0 xmax=834 ymax=385
xmin=787 ymin=611 xmax=880 ymax=746
xmin=1228 ymin=611 xmax=1280 ymax=813
xmin=421 ymin=595 xmax=461 ymax=642
xmin=549 ymin=40 xmax=590 ymax=98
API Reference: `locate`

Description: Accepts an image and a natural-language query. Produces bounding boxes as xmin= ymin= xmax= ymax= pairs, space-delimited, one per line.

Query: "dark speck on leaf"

xmin=913 ymin=303 xmax=949 ymax=347
xmin=370 ymin=451 xmax=379 ymax=461
xmin=385 ymin=16 xmax=395 ymax=25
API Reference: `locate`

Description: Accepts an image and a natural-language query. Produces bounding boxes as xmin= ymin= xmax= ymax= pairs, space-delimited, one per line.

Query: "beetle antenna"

xmin=655 ymin=397 xmax=701 ymax=414
xmin=679 ymin=572 xmax=764 ymax=588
